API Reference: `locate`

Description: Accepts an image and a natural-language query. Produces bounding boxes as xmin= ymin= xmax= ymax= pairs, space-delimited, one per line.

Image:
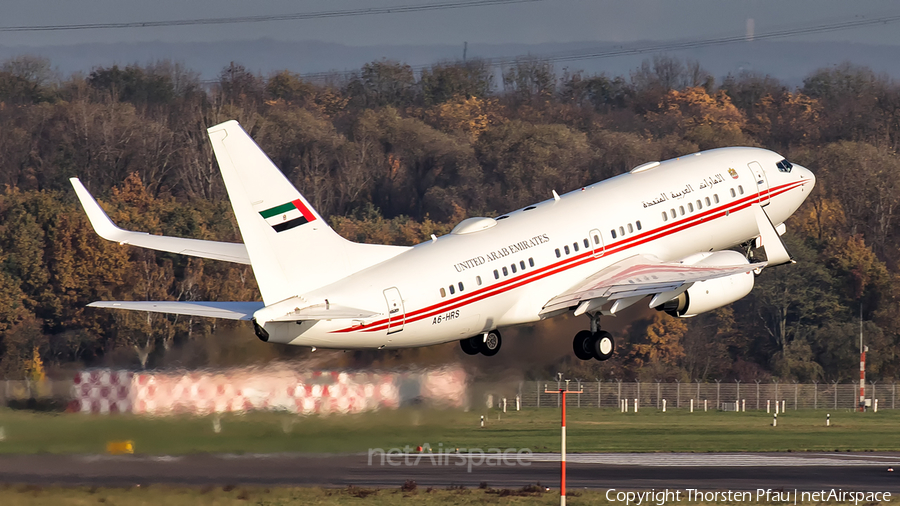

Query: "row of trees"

xmin=0 ymin=54 xmax=898 ymax=383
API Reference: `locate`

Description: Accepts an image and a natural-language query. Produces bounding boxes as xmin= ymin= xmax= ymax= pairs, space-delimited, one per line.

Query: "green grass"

xmin=0 ymin=407 xmax=896 ymax=455
xmin=0 ymin=485 xmax=871 ymax=506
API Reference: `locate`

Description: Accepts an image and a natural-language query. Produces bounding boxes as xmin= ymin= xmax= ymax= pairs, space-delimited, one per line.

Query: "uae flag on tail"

xmin=259 ymin=199 xmax=316 ymax=232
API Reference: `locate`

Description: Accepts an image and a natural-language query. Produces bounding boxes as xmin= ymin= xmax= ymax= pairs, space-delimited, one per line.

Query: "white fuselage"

xmin=263 ymin=147 xmax=814 ymax=348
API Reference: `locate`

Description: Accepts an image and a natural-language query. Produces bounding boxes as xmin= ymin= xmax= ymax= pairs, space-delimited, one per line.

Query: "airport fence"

xmin=2 ymin=378 xmax=899 ymax=412
xmin=473 ymin=380 xmax=900 ymax=411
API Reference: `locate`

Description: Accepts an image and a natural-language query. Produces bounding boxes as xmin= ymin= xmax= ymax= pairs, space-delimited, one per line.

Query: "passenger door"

xmin=748 ymin=161 xmax=770 ymax=206
xmin=383 ymin=287 xmax=405 ymax=334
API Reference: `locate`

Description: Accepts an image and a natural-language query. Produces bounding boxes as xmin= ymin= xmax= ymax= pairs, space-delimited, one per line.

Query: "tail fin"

xmin=207 ymin=120 xmax=407 ymax=304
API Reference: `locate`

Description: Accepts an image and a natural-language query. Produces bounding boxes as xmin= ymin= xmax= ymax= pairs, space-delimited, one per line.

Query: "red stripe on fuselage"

xmin=333 ymin=180 xmax=808 ymax=333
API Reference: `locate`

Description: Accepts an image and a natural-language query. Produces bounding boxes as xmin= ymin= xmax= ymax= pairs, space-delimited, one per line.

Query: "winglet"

xmin=70 ymin=178 xmax=129 ymax=243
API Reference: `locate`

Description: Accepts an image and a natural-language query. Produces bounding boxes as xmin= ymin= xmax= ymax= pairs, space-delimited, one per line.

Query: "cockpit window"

xmin=776 ymin=159 xmax=793 ymax=173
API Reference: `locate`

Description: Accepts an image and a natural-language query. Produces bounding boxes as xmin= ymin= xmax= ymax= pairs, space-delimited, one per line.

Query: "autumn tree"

xmin=501 ymin=57 xmax=556 ymax=105
xmin=0 ymin=55 xmax=56 ymax=105
xmin=644 ymin=86 xmax=748 ymax=149
xmin=420 ymin=59 xmax=493 ymax=105
xmin=345 ymin=60 xmax=417 ymax=109
xmin=475 ymin=120 xmax=591 ymax=211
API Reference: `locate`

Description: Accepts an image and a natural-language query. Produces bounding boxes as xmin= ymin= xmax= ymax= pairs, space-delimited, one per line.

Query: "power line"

xmin=0 ymin=0 xmax=544 ymax=32
xmin=292 ymin=12 xmax=900 ymax=80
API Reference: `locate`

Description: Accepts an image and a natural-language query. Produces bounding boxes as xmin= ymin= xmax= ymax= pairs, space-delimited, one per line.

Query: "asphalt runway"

xmin=1 ymin=452 xmax=899 ymax=491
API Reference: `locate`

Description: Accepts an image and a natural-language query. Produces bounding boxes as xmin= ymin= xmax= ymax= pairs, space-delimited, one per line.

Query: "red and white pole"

xmin=561 ymin=390 xmax=567 ymax=506
xmin=859 ymin=306 xmax=866 ymax=412
xmin=546 ymin=385 xmax=582 ymax=506
xmin=859 ymin=346 xmax=866 ymax=412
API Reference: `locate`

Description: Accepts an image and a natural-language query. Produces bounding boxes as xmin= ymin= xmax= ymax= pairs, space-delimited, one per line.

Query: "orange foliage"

xmin=424 ymin=95 xmax=501 ymax=142
xmin=627 ymin=313 xmax=687 ymax=366
xmin=648 ymin=87 xmax=746 ymax=134
xmin=789 ymin=196 xmax=846 ymax=242
xmin=748 ymin=91 xmax=822 ymax=144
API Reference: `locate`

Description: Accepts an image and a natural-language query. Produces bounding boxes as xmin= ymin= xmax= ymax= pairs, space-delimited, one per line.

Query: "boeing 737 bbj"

xmin=71 ymin=120 xmax=814 ymax=361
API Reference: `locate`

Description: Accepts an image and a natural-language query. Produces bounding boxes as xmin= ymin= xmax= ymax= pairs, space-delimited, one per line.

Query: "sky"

xmin=1 ymin=0 xmax=899 ymax=48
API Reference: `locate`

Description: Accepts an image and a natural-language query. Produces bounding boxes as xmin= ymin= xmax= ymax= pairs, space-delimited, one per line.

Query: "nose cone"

xmin=796 ymin=164 xmax=815 ymax=191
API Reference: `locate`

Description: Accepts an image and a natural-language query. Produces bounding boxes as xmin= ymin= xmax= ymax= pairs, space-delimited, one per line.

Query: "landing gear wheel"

xmin=479 ymin=330 xmax=502 ymax=356
xmin=591 ymin=330 xmax=615 ymax=361
xmin=460 ymin=336 xmax=480 ymax=355
xmin=573 ymin=330 xmax=594 ymax=361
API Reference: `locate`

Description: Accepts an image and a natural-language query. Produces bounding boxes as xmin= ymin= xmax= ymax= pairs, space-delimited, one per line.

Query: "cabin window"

xmin=696 ymin=200 xmax=702 ymax=210
xmin=662 ymin=212 xmax=668 ymax=222
xmin=627 ymin=223 xmax=633 ymax=233
xmin=476 ymin=276 xmax=482 ymax=286
xmin=670 ymin=209 xmax=676 ymax=219
xmin=493 ymin=269 xmax=499 ymax=279
xmin=687 ymin=202 xmax=694 ymax=212
xmin=679 ymin=206 xmax=685 ymax=216
xmin=440 ymin=287 xmax=446 ymax=297
xmin=738 ymin=185 xmax=744 ymax=195
xmin=730 ymin=188 xmax=736 ymax=198
xmin=564 ymin=245 xmax=570 ymax=254
xmin=636 ymin=220 xmax=642 ymax=230
xmin=458 ymin=282 xmax=464 ymax=292
xmin=529 ymin=257 xmax=534 ymax=267
xmin=510 ymin=264 xmax=517 ymax=273
xmin=520 ymin=260 xmax=526 ymax=270
xmin=502 ymin=266 xmax=508 ymax=276
xmin=610 ymin=229 xmax=617 ymax=239
xmin=714 ymin=194 xmax=720 ymax=204
xmin=555 ymin=248 xmax=561 ymax=258
xmin=583 ymin=238 xmax=589 ymax=248
xmin=705 ymin=197 xmax=711 ymax=206
xmin=619 ymin=226 xmax=625 ymax=236
xmin=449 ymin=285 xmax=455 ymax=295
xmin=573 ymin=242 xmax=579 ymax=252
xmin=593 ymin=234 xmax=600 ymax=244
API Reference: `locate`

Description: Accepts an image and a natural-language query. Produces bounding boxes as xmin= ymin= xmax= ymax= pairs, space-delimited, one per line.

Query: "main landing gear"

xmin=460 ymin=330 xmax=502 ymax=356
xmin=573 ymin=313 xmax=615 ymax=361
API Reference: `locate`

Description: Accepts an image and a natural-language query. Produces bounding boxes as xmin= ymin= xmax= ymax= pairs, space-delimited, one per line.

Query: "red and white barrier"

xmin=72 ymin=370 xmax=133 ymax=414
xmin=72 ymin=365 xmax=463 ymax=415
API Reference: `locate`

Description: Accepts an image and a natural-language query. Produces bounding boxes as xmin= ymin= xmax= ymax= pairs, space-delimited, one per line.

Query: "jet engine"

xmin=656 ymin=250 xmax=754 ymax=317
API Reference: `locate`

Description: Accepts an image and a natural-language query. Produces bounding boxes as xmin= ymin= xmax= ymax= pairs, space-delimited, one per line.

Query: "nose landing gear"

xmin=573 ymin=312 xmax=615 ymax=361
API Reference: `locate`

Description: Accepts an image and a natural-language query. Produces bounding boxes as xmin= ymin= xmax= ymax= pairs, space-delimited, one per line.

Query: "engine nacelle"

xmin=657 ymin=250 xmax=754 ymax=317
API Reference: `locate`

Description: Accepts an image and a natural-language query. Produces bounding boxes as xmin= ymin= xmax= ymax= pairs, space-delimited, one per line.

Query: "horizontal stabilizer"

xmin=88 ymin=301 xmax=264 ymax=320
xmin=70 ymin=178 xmax=251 ymax=265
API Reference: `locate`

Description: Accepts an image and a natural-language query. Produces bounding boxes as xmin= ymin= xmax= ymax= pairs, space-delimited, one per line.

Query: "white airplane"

xmin=71 ymin=120 xmax=814 ymax=361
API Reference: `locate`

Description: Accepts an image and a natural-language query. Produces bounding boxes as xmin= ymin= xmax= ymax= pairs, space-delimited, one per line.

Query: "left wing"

xmin=540 ymin=254 xmax=764 ymax=317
